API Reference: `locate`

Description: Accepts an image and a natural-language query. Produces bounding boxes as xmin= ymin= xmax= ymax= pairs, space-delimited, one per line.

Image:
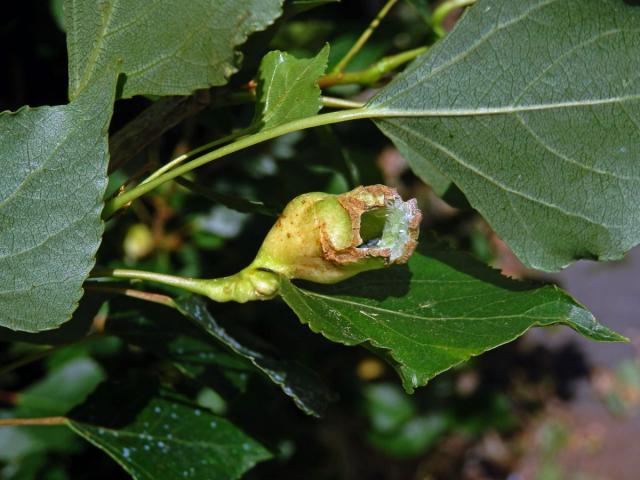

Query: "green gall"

xmin=247 ymin=185 xmax=422 ymax=286
xmin=110 ymin=185 xmax=421 ymax=303
xmin=197 ymin=184 xmax=422 ymax=301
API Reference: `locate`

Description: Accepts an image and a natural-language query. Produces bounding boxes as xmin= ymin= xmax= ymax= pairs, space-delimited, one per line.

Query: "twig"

xmin=0 ymin=416 xmax=68 ymax=427
xmin=319 ymin=47 xmax=427 ymax=88
xmin=332 ymin=0 xmax=399 ymax=74
xmin=105 ymin=160 xmax=154 ymax=202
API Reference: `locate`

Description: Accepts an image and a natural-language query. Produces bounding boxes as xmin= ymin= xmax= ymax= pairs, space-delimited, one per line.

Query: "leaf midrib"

xmin=371 ymin=94 xmax=640 ymax=118
xmin=299 ymin=288 xmax=565 ymax=324
xmin=293 ymin=288 xmax=570 ymax=360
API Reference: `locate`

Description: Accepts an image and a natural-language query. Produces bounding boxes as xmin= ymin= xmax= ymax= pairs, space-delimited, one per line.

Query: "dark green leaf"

xmin=368 ymin=415 xmax=448 ymax=458
xmin=106 ymin=297 xmax=254 ymax=392
xmin=0 ymin=75 xmax=116 ymax=332
xmin=0 ymin=453 xmax=48 ymax=480
xmin=175 ymin=177 xmax=279 ymax=217
xmin=67 ymin=378 xmax=271 ymax=480
xmin=176 ymin=295 xmax=335 ymax=417
xmin=280 ymin=241 xmax=625 ymax=392
xmin=369 ymin=0 xmax=640 ymax=271
xmin=363 ymin=383 xmax=416 ymax=433
xmin=49 ymin=0 xmax=65 ymax=31
xmin=65 ymin=0 xmax=284 ymax=99
xmin=254 ymin=45 xmax=329 ymax=130
xmin=286 ymin=0 xmax=339 ymax=16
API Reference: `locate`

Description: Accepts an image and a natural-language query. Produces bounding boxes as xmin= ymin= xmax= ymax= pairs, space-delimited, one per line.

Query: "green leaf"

xmin=65 ymin=0 xmax=284 ymax=99
xmin=0 ymin=292 xmax=107 ymax=344
xmin=106 ymin=297 xmax=255 ymax=392
xmin=176 ymin=295 xmax=335 ymax=417
xmin=0 ymin=74 xmax=116 ymax=332
xmin=279 ymin=241 xmax=625 ymax=392
xmin=254 ymin=45 xmax=329 ymax=130
xmin=368 ymin=415 xmax=448 ymax=458
xmin=67 ymin=377 xmax=271 ymax=480
xmin=369 ymin=0 xmax=640 ymax=271
xmin=393 ymin=142 xmax=452 ymax=196
xmin=363 ymin=383 xmax=416 ymax=433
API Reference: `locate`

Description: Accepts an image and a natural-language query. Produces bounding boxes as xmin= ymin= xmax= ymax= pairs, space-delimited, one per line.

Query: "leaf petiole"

xmin=83 ymin=284 xmax=177 ymax=309
xmin=90 ymin=267 xmax=280 ymax=303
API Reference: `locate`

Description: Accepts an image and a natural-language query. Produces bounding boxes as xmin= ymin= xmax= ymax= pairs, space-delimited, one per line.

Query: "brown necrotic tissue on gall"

xmin=248 ymin=184 xmax=422 ymax=285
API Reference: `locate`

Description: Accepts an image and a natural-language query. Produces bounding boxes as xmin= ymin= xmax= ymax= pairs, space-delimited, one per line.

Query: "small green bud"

xmin=246 ymin=184 xmax=422 ymax=284
xmin=123 ymin=223 xmax=154 ymax=261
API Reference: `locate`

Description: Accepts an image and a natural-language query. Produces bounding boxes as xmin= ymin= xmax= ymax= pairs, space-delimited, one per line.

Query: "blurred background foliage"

xmin=1 ymin=1 xmax=639 ymax=479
